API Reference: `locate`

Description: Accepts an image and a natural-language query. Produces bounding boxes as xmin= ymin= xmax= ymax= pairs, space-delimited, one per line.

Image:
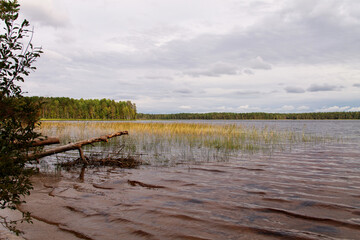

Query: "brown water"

xmin=11 ymin=121 xmax=360 ymax=239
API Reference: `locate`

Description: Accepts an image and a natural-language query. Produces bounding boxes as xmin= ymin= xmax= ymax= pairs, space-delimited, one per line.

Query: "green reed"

xmin=38 ymin=121 xmax=326 ymax=166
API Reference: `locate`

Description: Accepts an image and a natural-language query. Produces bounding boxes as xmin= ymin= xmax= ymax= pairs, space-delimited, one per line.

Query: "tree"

xmin=0 ymin=0 xmax=42 ymax=234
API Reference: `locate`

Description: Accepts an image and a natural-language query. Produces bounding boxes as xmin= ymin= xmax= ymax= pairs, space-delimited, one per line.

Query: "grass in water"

xmin=38 ymin=121 xmax=328 ymax=166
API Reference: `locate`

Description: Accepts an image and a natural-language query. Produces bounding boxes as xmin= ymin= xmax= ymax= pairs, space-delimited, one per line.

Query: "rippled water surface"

xmin=14 ymin=121 xmax=360 ymax=239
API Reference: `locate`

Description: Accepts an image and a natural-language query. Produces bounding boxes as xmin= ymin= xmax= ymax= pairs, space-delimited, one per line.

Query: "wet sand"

xmin=11 ymin=142 xmax=360 ymax=240
xmin=0 ymin=227 xmax=24 ymax=240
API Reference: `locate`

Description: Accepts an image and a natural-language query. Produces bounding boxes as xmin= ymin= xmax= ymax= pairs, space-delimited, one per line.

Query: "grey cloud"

xmin=285 ymin=86 xmax=306 ymax=93
xmin=67 ymin=0 xmax=360 ymax=75
xmin=243 ymin=69 xmax=254 ymax=75
xmin=155 ymin=1 xmax=360 ymax=69
xmin=281 ymin=0 xmax=360 ymax=27
xmin=142 ymin=76 xmax=173 ymax=81
xmin=248 ymin=56 xmax=272 ymax=70
xmin=184 ymin=62 xmax=240 ymax=77
xmin=307 ymin=84 xmax=343 ymax=92
xmin=234 ymin=90 xmax=260 ymax=95
xmin=20 ymin=1 xmax=69 ymax=28
xmin=23 ymin=0 xmax=360 ymax=114
xmin=173 ymin=89 xmax=192 ymax=94
xmin=70 ymin=50 xmax=155 ymax=69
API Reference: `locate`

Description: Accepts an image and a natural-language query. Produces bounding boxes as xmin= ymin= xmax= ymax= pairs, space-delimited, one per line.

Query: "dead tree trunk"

xmin=27 ymin=131 xmax=128 ymax=164
xmin=31 ymin=137 xmax=60 ymax=147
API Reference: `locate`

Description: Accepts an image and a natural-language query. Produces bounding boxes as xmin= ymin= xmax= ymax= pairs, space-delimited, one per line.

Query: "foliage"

xmin=0 ymin=0 xmax=42 ymax=234
xmin=137 ymin=111 xmax=360 ymax=120
xmin=30 ymin=96 xmax=137 ymax=120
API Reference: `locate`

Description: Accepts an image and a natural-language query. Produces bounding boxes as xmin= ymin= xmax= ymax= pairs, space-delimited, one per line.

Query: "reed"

xmin=38 ymin=121 xmax=326 ymax=166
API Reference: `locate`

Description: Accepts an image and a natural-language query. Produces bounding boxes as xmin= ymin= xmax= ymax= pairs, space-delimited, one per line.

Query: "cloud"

xmin=238 ymin=105 xmax=250 ymax=110
xmin=155 ymin=0 xmax=360 ymax=74
xmin=159 ymin=1 xmax=360 ymax=68
xmin=307 ymin=84 xmax=343 ymax=92
xmin=20 ymin=0 xmax=69 ymax=28
xmin=278 ymin=105 xmax=295 ymax=111
xmin=316 ymin=106 xmax=360 ymax=112
xmin=19 ymin=0 xmax=360 ymax=114
xmin=317 ymin=106 xmax=349 ymax=112
xmin=216 ymin=106 xmax=232 ymax=111
xmin=233 ymin=90 xmax=260 ymax=96
xmin=143 ymin=76 xmax=173 ymax=81
xmin=43 ymin=50 xmax=72 ymax=62
xmin=349 ymin=107 xmax=360 ymax=111
xmin=237 ymin=105 xmax=252 ymax=111
xmin=179 ymin=105 xmax=191 ymax=110
xmin=285 ymin=86 xmax=306 ymax=93
xmin=243 ymin=69 xmax=254 ymax=75
xmin=286 ymin=84 xmax=344 ymax=93
xmin=248 ymin=56 xmax=272 ymax=70
xmin=184 ymin=62 xmax=240 ymax=77
xmin=173 ymin=89 xmax=192 ymax=94
xmin=237 ymin=105 xmax=261 ymax=112
xmin=297 ymin=106 xmax=310 ymax=111
xmin=42 ymin=0 xmax=360 ymax=75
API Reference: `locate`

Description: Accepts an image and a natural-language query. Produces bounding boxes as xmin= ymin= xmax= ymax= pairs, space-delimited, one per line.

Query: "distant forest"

xmin=29 ymin=97 xmax=137 ymax=120
xmin=30 ymin=96 xmax=359 ymax=120
xmin=137 ymin=112 xmax=360 ymax=120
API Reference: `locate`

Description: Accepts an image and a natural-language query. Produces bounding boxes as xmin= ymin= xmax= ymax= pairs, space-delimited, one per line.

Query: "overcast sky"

xmin=18 ymin=0 xmax=360 ymax=113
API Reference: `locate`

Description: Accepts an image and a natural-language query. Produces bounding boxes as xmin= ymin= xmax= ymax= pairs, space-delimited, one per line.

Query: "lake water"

xmin=12 ymin=120 xmax=360 ymax=239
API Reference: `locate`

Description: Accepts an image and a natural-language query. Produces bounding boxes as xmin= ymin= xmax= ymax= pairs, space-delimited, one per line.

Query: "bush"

xmin=0 ymin=0 xmax=42 ymax=234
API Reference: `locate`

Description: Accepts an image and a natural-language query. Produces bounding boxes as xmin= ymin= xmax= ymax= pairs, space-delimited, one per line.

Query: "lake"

xmin=11 ymin=120 xmax=360 ymax=239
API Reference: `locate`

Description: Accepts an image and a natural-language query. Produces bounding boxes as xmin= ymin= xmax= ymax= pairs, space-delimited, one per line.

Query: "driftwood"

xmin=27 ymin=131 xmax=128 ymax=164
xmin=31 ymin=137 xmax=60 ymax=147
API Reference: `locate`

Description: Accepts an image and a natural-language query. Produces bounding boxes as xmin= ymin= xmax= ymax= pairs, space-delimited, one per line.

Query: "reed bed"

xmin=38 ymin=121 xmax=325 ymax=166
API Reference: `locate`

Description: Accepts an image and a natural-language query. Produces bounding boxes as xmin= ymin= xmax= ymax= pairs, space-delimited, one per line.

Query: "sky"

xmin=17 ymin=0 xmax=360 ymax=113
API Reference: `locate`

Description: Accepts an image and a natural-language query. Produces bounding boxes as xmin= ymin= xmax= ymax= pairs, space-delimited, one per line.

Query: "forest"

xmin=31 ymin=96 xmax=360 ymax=120
xmin=137 ymin=111 xmax=360 ymax=120
xmin=29 ymin=97 xmax=137 ymax=120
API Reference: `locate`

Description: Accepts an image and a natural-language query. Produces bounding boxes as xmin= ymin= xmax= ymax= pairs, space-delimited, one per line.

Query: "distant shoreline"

xmin=136 ymin=112 xmax=360 ymax=120
xmin=40 ymin=112 xmax=360 ymax=121
xmin=29 ymin=97 xmax=360 ymax=120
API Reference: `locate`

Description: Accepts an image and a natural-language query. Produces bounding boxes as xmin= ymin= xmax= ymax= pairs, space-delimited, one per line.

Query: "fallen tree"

xmin=27 ymin=131 xmax=128 ymax=164
xmin=31 ymin=137 xmax=60 ymax=147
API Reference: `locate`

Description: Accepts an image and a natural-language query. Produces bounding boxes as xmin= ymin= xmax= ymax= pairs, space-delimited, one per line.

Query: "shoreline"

xmin=0 ymin=211 xmax=25 ymax=240
xmin=40 ymin=118 xmax=360 ymax=121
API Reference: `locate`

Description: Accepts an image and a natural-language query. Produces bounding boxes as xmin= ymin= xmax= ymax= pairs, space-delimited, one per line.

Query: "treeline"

xmin=23 ymin=97 xmax=360 ymax=120
xmin=137 ymin=112 xmax=360 ymax=120
xmin=28 ymin=97 xmax=137 ymax=120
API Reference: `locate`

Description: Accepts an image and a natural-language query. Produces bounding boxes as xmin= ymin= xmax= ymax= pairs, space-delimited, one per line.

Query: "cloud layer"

xmin=18 ymin=0 xmax=360 ymax=113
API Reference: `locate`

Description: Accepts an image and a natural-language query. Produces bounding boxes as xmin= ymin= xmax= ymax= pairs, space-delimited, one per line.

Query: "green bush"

xmin=0 ymin=0 xmax=42 ymax=234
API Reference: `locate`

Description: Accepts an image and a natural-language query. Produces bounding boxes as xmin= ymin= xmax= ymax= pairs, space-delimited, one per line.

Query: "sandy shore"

xmin=0 ymin=227 xmax=24 ymax=240
xmin=0 ymin=209 xmax=25 ymax=240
